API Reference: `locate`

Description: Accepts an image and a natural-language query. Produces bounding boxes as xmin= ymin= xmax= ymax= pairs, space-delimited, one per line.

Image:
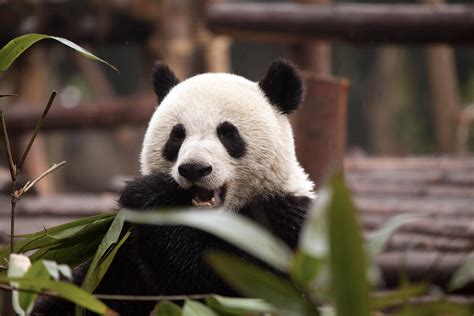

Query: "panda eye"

xmin=217 ymin=121 xmax=237 ymax=138
xmin=170 ymin=124 xmax=186 ymax=141
xmin=217 ymin=121 xmax=246 ymax=159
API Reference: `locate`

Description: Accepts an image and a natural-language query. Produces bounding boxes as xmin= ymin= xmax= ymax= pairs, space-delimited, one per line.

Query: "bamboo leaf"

xmin=371 ymin=283 xmax=426 ymax=310
xmin=94 ymin=231 xmax=130 ymax=284
xmin=183 ymin=300 xmax=217 ymax=316
xmin=207 ymin=252 xmax=318 ymax=316
xmin=7 ymin=254 xmax=32 ymax=316
xmin=0 ymin=34 xmax=117 ymax=72
xmin=397 ymin=301 xmax=472 ymax=316
xmin=366 ymin=213 xmax=424 ymax=258
xmin=291 ymin=252 xmax=323 ymax=288
xmin=0 ymin=213 xmax=115 ymax=264
xmin=205 ymin=295 xmax=274 ymax=315
xmin=151 ymin=301 xmax=182 ymax=316
xmin=42 ymin=260 xmax=72 ymax=280
xmin=449 ymin=254 xmax=474 ymax=291
xmin=295 ymin=187 xmax=331 ymax=294
xmin=123 ymin=209 xmax=292 ymax=271
xmin=80 ymin=211 xmax=127 ymax=293
xmin=34 ymin=236 xmax=101 ymax=268
xmin=327 ymin=172 xmax=370 ymax=316
xmin=0 ymin=276 xmax=116 ymax=315
xmin=15 ymin=213 xmax=115 ymax=238
xmin=16 ymin=261 xmax=51 ymax=315
xmin=76 ymin=212 xmax=128 ymax=316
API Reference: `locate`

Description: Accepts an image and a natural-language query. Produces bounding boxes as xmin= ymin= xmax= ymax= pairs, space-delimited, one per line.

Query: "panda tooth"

xmin=210 ymin=197 xmax=216 ymax=205
xmin=192 ymin=199 xmax=199 ymax=206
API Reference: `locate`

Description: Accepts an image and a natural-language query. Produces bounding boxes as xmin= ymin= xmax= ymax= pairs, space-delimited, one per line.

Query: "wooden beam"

xmin=205 ymin=3 xmax=474 ymax=44
xmin=4 ymin=94 xmax=156 ymax=134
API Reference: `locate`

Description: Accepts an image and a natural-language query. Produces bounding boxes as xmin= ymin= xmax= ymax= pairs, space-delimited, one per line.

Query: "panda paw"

xmin=119 ymin=173 xmax=192 ymax=210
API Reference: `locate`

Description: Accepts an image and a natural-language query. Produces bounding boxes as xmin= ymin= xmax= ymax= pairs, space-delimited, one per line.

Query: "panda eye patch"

xmin=163 ymin=124 xmax=186 ymax=162
xmin=217 ymin=121 xmax=238 ymax=138
xmin=217 ymin=121 xmax=246 ymax=159
xmin=170 ymin=124 xmax=186 ymax=141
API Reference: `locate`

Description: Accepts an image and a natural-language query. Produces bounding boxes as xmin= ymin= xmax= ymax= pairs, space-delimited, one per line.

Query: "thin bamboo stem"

xmin=17 ymin=161 xmax=66 ymax=197
xmin=18 ymin=91 xmax=57 ymax=172
xmin=0 ymin=112 xmax=16 ymax=181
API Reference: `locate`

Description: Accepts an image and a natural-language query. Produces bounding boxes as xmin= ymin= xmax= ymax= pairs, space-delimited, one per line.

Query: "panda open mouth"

xmin=191 ymin=186 xmax=226 ymax=208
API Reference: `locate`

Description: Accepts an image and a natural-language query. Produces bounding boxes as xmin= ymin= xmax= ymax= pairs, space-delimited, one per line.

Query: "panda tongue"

xmin=195 ymin=187 xmax=214 ymax=202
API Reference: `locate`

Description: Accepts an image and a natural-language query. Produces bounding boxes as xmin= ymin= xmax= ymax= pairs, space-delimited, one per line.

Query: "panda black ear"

xmin=152 ymin=62 xmax=180 ymax=104
xmin=258 ymin=58 xmax=304 ymax=115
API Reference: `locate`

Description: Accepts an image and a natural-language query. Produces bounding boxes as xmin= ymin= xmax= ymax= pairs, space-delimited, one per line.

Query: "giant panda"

xmin=33 ymin=58 xmax=315 ymax=316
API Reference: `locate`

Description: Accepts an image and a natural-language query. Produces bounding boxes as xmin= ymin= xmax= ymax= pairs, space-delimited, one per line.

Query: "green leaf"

xmin=183 ymin=300 xmax=217 ymax=316
xmin=42 ymin=260 xmax=72 ymax=280
xmin=299 ymin=188 xmax=330 ymax=259
xmin=94 ymin=231 xmax=130 ymax=286
xmin=0 ymin=33 xmax=117 ymax=72
xmin=397 ymin=301 xmax=472 ymax=316
xmin=366 ymin=213 xmax=424 ymax=258
xmin=15 ymin=260 xmax=51 ymax=315
xmin=21 ymin=217 xmax=111 ymax=255
xmin=32 ymin=235 xmax=102 ymax=267
xmin=76 ymin=212 xmax=128 ymax=316
xmin=207 ymin=252 xmax=318 ymax=316
xmin=123 ymin=209 xmax=292 ymax=271
xmin=449 ymin=254 xmax=474 ymax=291
xmin=15 ymin=213 xmax=115 ymax=239
xmin=81 ymin=211 xmax=127 ymax=293
xmin=0 ymin=214 xmax=115 ymax=266
xmin=205 ymin=295 xmax=274 ymax=315
xmin=371 ymin=283 xmax=427 ymax=310
xmin=0 ymin=276 xmax=115 ymax=315
xmin=291 ymin=252 xmax=323 ymax=289
xmin=151 ymin=301 xmax=182 ymax=316
xmin=327 ymin=172 xmax=370 ymax=316
xmin=295 ymin=187 xmax=331 ymax=296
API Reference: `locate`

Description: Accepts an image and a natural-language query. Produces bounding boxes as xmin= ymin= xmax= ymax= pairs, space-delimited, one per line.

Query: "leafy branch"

xmin=0 ymin=91 xmax=66 ymax=255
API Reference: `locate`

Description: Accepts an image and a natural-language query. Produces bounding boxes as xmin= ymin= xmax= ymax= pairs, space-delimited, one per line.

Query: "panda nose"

xmin=178 ymin=163 xmax=212 ymax=182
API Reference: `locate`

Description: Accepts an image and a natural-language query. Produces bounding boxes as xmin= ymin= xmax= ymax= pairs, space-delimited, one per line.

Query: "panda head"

xmin=141 ymin=58 xmax=315 ymax=211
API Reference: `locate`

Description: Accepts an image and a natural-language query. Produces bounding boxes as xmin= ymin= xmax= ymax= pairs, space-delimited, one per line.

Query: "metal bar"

xmin=205 ymin=3 xmax=474 ymax=44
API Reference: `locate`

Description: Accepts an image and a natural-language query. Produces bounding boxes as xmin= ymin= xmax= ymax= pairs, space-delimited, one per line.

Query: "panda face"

xmin=141 ymin=60 xmax=315 ymax=211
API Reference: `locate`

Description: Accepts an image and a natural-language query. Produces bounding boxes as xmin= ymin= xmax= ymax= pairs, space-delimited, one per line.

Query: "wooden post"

xmin=290 ymin=0 xmax=331 ymax=75
xmin=290 ymin=0 xmax=335 ymax=187
xmin=365 ymin=46 xmax=403 ymax=154
xmin=422 ymin=0 xmax=461 ymax=153
xmin=194 ymin=0 xmax=231 ymax=73
xmin=292 ymin=73 xmax=349 ymax=186
xmin=159 ymin=0 xmax=196 ymax=79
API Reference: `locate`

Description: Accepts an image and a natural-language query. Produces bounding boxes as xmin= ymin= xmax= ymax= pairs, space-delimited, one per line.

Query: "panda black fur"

xmin=32 ymin=58 xmax=315 ymax=316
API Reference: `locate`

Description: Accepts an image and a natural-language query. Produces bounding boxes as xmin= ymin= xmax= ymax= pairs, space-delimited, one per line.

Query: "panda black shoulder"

xmin=240 ymin=193 xmax=311 ymax=249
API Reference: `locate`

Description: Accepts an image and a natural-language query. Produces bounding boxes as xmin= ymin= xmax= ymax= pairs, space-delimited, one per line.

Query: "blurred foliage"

xmin=2 ymin=173 xmax=473 ymax=315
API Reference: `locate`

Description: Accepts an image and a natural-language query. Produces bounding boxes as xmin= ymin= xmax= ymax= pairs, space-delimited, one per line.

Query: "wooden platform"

xmin=1 ymin=157 xmax=473 ymax=290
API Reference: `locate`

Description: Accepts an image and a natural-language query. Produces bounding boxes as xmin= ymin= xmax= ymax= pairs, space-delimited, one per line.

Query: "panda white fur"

xmin=33 ymin=58 xmax=315 ymax=316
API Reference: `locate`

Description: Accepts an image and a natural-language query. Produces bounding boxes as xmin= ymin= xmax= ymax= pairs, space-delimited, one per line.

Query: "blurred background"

xmin=0 ymin=0 xmax=473 ymax=293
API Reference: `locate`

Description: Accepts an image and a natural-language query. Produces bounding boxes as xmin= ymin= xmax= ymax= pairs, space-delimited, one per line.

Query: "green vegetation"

xmin=1 ymin=173 xmax=473 ymax=315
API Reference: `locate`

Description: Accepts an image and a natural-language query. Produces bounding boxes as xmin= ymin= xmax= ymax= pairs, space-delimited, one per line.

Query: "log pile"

xmin=346 ymin=157 xmax=474 ymax=291
xmin=0 ymin=157 xmax=473 ymax=291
